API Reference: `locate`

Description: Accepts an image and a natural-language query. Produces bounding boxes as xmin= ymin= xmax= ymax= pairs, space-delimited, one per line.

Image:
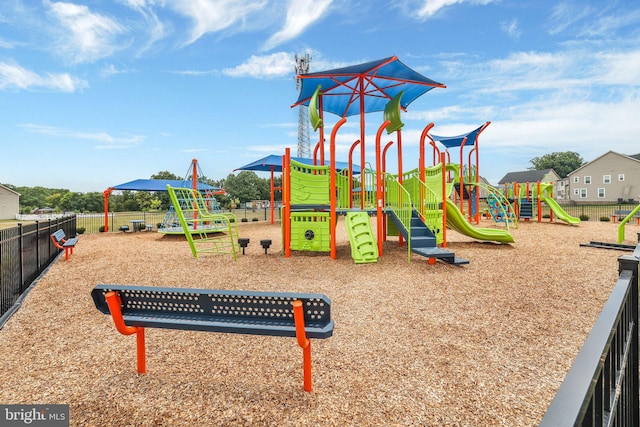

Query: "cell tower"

xmin=295 ymin=53 xmax=311 ymax=158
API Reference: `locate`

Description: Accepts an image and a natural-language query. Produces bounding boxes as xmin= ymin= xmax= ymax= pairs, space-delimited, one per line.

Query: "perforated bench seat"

xmin=91 ymin=284 xmax=334 ymax=392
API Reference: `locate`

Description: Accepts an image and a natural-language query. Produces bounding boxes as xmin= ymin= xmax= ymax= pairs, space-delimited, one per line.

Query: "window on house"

xmin=584 ymin=176 xmax=591 ymax=184
xmin=603 ymin=175 xmax=611 ymax=184
xmin=598 ymin=188 xmax=605 ymax=198
xmin=580 ymin=188 xmax=587 ymax=198
xmin=619 ymin=174 xmax=625 ymax=181
xmin=573 ymin=188 xmax=579 ymax=196
xmin=573 ymin=176 xmax=579 ymax=183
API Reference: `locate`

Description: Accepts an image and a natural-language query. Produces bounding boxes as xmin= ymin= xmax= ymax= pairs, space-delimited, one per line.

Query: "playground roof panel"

xmin=292 ymin=56 xmax=445 ymax=118
xmin=108 ymin=179 xmax=220 ymax=192
xmin=235 ymin=155 xmax=360 ymax=174
xmin=430 ymin=123 xmax=488 ymax=148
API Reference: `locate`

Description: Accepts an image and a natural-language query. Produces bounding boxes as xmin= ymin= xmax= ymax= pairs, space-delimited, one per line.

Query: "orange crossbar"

xmin=105 ymin=291 xmax=146 ymax=374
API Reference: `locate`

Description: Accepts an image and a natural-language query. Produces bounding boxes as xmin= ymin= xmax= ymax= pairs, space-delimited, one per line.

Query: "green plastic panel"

xmin=309 ymin=85 xmax=323 ymax=131
xmin=383 ymin=90 xmax=404 ymax=134
xmin=290 ymin=212 xmax=330 ymax=252
xmin=290 ymin=160 xmax=330 ymax=205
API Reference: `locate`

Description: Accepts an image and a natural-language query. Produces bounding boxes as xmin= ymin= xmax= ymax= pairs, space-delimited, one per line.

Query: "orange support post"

xmin=292 ymin=300 xmax=312 ymax=392
xmin=283 ymin=150 xmax=291 ymax=258
xmin=537 ymin=181 xmax=542 ymax=222
xmin=441 ymin=152 xmax=447 ymax=248
xmin=105 ymin=291 xmax=146 ymax=374
xmin=375 ymin=119 xmax=391 ymax=257
xmin=348 ymin=140 xmax=361 ymax=208
xmin=330 ymin=118 xmax=347 ymax=260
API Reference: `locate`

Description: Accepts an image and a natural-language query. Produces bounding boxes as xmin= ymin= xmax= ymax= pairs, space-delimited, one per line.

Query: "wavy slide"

xmin=539 ymin=193 xmax=581 ymax=225
xmin=445 ymin=199 xmax=515 ymax=244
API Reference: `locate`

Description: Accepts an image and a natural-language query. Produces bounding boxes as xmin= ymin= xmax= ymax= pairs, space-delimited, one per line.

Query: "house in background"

xmin=0 ymin=184 xmax=20 ymax=220
xmin=563 ymin=151 xmax=640 ymax=204
xmin=497 ymin=169 xmax=561 ymax=196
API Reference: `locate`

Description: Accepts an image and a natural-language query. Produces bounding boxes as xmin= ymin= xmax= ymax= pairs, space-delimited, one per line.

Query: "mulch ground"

xmin=0 ymin=219 xmax=637 ymax=426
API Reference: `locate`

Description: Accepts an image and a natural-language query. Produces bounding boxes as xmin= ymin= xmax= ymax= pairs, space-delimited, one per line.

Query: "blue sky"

xmin=1 ymin=0 xmax=639 ymax=192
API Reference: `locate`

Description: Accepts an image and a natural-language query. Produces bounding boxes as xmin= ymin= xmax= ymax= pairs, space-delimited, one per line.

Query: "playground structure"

xmin=283 ymin=77 xmax=515 ymax=265
xmin=166 ymin=185 xmax=240 ymax=260
xmin=159 ymin=159 xmax=226 ymax=234
xmin=501 ymin=181 xmax=580 ymax=225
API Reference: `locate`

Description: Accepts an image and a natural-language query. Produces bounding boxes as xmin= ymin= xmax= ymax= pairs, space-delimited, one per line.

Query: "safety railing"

xmin=0 ymin=215 xmax=76 ymax=325
xmin=540 ymin=244 xmax=640 ymax=425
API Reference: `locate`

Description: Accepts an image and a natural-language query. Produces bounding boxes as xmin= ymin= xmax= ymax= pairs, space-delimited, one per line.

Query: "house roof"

xmin=0 ymin=183 xmax=21 ymax=197
xmin=568 ymin=150 xmax=640 ymax=176
xmin=497 ymin=169 xmax=556 ymax=185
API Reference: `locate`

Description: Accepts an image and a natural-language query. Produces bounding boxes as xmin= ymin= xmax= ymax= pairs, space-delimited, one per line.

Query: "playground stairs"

xmin=519 ymin=200 xmax=533 ymax=219
xmin=454 ymin=183 xmax=472 ymax=200
xmin=389 ymin=209 xmax=469 ymax=266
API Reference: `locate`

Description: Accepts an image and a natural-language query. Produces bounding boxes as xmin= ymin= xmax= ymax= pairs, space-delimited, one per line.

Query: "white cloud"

xmin=119 ymin=0 xmax=167 ymax=54
xmin=500 ymin=18 xmax=521 ymax=40
xmin=167 ymin=0 xmax=268 ymax=45
xmin=46 ymin=1 xmax=126 ymax=63
xmin=412 ymin=0 xmax=497 ymax=20
xmin=222 ymin=53 xmax=295 ymax=78
xmin=0 ymin=61 xmax=88 ymax=92
xmin=262 ymin=0 xmax=333 ymax=51
xmin=20 ymin=124 xmax=145 ymax=148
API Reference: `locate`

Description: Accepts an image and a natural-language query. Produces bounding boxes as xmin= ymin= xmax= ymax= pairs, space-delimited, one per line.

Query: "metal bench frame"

xmin=91 ymin=284 xmax=333 ymax=392
xmin=612 ymin=210 xmax=640 ymax=224
xmin=50 ymin=229 xmax=78 ymax=261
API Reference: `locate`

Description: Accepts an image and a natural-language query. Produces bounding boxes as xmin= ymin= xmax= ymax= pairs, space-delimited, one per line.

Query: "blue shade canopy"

xmin=292 ymin=56 xmax=445 ymax=118
xmin=430 ymin=123 xmax=489 ymax=148
xmin=108 ymin=179 xmax=220 ymax=192
xmin=235 ymin=155 xmax=361 ymax=174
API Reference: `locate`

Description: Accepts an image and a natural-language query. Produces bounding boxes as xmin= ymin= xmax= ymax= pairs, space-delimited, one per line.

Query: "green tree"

xmin=528 ymin=151 xmax=585 ymax=178
xmin=222 ymin=171 xmax=264 ymax=204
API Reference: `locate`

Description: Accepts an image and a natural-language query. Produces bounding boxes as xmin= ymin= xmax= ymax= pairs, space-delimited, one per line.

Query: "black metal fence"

xmin=76 ymin=208 xmax=281 ymax=234
xmin=0 ymin=216 xmax=76 ymax=322
xmin=540 ymin=244 xmax=640 ymax=425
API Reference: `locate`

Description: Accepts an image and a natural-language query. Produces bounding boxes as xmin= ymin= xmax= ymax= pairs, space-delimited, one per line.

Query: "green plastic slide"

xmin=539 ymin=192 xmax=580 ymax=225
xmin=345 ymin=212 xmax=378 ymax=263
xmin=445 ymin=199 xmax=515 ymax=244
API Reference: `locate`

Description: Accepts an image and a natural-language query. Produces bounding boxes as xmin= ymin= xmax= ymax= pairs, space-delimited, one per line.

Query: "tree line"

xmin=4 ymin=170 xmax=281 ymax=214
xmin=5 ymin=151 xmax=583 ymax=214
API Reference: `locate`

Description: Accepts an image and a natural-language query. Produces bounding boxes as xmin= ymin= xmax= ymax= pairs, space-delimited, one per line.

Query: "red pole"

xmin=537 ymin=181 xmax=542 ymax=222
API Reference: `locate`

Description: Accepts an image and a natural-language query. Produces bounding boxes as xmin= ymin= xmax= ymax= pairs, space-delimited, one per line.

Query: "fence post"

xmin=18 ymin=223 xmax=25 ymax=293
xmin=619 ymin=250 xmax=640 ymax=426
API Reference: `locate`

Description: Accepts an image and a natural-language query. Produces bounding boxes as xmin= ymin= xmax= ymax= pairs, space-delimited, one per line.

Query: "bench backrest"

xmin=91 ymin=284 xmax=333 ymax=338
xmin=51 ymin=229 xmax=66 ymax=243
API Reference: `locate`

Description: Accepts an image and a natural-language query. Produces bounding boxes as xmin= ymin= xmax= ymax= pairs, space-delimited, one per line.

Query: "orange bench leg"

xmin=293 ymin=300 xmax=312 ymax=392
xmin=105 ymin=291 xmax=146 ymax=374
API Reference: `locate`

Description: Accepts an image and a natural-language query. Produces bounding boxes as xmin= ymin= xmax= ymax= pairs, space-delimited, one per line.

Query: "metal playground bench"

xmin=91 ymin=284 xmax=334 ymax=392
xmin=50 ymin=229 xmax=78 ymax=261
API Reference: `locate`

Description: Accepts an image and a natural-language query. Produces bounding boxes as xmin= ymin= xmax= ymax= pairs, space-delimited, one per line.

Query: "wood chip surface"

xmin=0 ymin=219 xmax=636 ymax=426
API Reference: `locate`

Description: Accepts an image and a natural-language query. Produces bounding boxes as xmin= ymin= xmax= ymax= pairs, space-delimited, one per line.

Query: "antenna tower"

xmin=295 ymin=53 xmax=311 ymax=158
